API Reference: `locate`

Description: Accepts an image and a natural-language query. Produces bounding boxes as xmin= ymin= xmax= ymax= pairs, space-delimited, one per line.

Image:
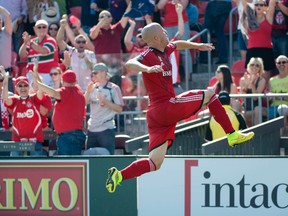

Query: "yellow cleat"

xmin=227 ymin=131 xmax=255 ymax=147
xmin=106 ymin=167 xmax=122 ymax=193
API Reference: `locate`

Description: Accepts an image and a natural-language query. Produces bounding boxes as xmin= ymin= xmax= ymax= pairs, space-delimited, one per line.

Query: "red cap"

xmin=62 ymin=70 xmax=76 ymax=83
xmin=15 ymin=76 xmax=29 ymax=86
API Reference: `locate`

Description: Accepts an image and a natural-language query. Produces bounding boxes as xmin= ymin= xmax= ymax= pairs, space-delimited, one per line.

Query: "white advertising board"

xmin=138 ymin=158 xmax=288 ymax=216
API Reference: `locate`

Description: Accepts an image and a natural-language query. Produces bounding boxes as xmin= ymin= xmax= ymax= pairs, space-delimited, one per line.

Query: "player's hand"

xmin=198 ymin=43 xmax=215 ymax=51
xmin=0 ymin=65 xmax=9 ymax=79
xmin=147 ymin=65 xmax=164 ymax=73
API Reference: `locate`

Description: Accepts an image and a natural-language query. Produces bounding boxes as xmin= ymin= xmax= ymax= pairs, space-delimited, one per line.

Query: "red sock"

xmin=121 ymin=158 xmax=156 ymax=181
xmin=208 ymin=94 xmax=234 ymax=134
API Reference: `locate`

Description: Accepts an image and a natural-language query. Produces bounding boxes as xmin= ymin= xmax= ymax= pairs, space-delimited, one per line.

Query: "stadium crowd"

xmin=0 ymin=0 xmax=287 ymax=156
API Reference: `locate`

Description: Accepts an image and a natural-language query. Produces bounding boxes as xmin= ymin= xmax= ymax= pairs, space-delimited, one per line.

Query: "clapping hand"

xmin=0 ymin=65 xmax=9 ymax=79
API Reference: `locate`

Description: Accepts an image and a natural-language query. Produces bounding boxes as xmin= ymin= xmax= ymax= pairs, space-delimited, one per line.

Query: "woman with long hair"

xmin=240 ymin=0 xmax=277 ymax=80
xmin=240 ymin=57 xmax=266 ymax=126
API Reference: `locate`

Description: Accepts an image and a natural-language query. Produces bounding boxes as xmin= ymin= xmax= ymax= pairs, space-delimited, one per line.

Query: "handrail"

xmin=229 ymin=7 xmax=238 ymax=68
xmin=186 ymin=28 xmax=212 ymax=90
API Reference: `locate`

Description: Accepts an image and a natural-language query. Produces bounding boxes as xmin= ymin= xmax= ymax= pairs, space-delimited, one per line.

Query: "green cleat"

xmin=106 ymin=167 xmax=122 ymax=193
xmin=227 ymin=131 xmax=255 ymax=147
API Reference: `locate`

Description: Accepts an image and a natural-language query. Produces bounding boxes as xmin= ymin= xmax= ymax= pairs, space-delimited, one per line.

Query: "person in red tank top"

xmin=105 ymin=22 xmax=255 ymax=193
xmin=241 ymin=0 xmax=277 ymax=80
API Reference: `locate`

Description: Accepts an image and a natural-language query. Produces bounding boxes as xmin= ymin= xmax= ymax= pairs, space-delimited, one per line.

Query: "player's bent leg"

xmin=149 ymin=141 xmax=169 ymax=170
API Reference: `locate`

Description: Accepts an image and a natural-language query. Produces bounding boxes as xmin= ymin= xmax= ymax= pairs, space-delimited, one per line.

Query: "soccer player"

xmin=106 ymin=22 xmax=255 ymax=193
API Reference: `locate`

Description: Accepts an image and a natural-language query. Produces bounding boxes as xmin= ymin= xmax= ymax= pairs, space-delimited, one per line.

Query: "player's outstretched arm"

xmin=173 ymin=40 xmax=215 ymax=51
xmin=125 ymin=58 xmax=163 ymax=73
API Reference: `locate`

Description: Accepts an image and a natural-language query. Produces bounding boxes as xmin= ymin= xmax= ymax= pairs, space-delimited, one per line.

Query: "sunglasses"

xmin=18 ymin=84 xmax=29 ymax=88
xmin=255 ymin=3 xmax=265 ymax=7
xmin=37 ymin=25 xmax=47 ymax=29
xmin=250 ymin=63 xmax=260 ymax=67
xmin=91 ymin=72 xmax=98 ymax=77
xmin=76 ymin=40 xmax=86 ymax=44
xmin=49 ymin=27 xmax=58 ymax=31
xmin=50 ymin=72 xmax=59 ymax=76
xmin=99 ymin=15 xmax=111 ymax=19
xmin=276 ymin=61 xmax=288 ymax=65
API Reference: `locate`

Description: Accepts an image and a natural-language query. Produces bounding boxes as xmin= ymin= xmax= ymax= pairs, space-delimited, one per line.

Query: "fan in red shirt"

xmin=105 ymin=22 xmax=255 ymax=193
xmin=1 ymin=67 xmax=48 ymax=156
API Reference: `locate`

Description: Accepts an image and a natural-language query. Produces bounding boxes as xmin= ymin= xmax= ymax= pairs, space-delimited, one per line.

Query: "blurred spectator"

xmin=0 ymin=72 xmax=12 ymax=131
xmin=241 ymin=0 xmax=277 ymax=80
xmin=33 ymin=0 xmax=60 ymax=25
xmin=254 ymin=55 xmax=288 ymax=126
xmin=19 ymin=19 xmax=59 ymax=85
xmin=213 ymin=65 xmax=238 ymax=95
xmin=34 ymin=69 xmax=86 ymax=155
xmin=81 ymin=0 xmax=108 ymax=34
xmin=0 ymin=6 xmax=14 ymax=93
xmin=0 ymin=0 xmax=27 ymax=53
xmin=0 ymin=71 xmax=12 ymax=156
xmin=48 ymin=21 xmax=59 ymax=39
xmin=89 ymin=7 xmax=130 ymax=54
xmin=123 ymin=0 xmax=154 ymax=19
xmin=110 ymin=0 xmax=130 ymax=23
xmin=63 ymin=14 xmax=95 ymax=51
xmin=233 ymin=0 xmax=255 ymax=60
xmin=186 ymin=2 xmax=201 ymax=32
xmin=205 ymin=91 xmax=247 ymax=141
xmin=271 ymin=0 xmax=288 ymax=57
xmin=66 ymin=0 xmax=82 ymax=19
xmin=156 ymin=0 xmax=193 ymax=79
xmin=29 ymin=59 xmax=53 ymax=132
xmin=124 ymin=18 xmax=148 ymax=73
xmin=198 ymin=64 xmax=240 ymax=118
xmin=212 ymin=64 xmax=240 ymax=111
xmin=84 ymin=63 xmax=124 ymax=155
xmin=57 ymin=18 xmax=96 ymax=92
xmin=203 ymin=0 xmax=232 ymax=64
xmin=25 ymin=0 xmax=37 ymax=35
xmin=1 ymin=67 xmax=47 ymax=156
xmin=55 ymin=0 xmax=67 ymax=16
xmin=49 ymin=67 xmax=62 ymax=89
xmin=240 ymin=57 xmax=266 ymax=126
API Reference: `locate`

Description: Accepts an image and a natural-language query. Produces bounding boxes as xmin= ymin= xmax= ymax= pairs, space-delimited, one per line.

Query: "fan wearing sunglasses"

xmin=0 ymin=66 xmax=48 ymax=156
xmin=19 ymin=19 xmax=59 ymax=86
xmin=240 ymin=57 xmax=267 ymax=126
xmin=57 ymin=21 xmax=97 ymax=93
xmin=241 ymin=0 xmax=277 ymax=80
xmin=89 ymin=5 xmax=131 ymax=55
xmin=254 ymin=55 xmax=288 ymax=127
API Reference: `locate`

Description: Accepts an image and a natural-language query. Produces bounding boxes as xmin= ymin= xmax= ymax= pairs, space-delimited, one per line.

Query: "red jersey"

xmin=26 ymin=35 xmax=59 ymax=73
xmin=138 ymin=43 xmax=177 ymax=104
xmin=90 ymin=22 xmax=124 ymax=54
xmin=137 ymin=43 xmax=204 ymax=151
xmin=5 ymin=95 xmax=44 ymax=142
xmin=52 ymin=85 xmax=85 ymax=133
xmin=247 ymin=19 xmax=273 ymax=49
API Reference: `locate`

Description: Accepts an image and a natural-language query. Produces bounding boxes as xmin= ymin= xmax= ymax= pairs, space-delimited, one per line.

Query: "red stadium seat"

xmin=231 ymin=59 xmax=246 ymax=86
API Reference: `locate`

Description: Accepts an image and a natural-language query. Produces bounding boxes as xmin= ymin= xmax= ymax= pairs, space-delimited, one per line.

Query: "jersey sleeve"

xmin=164 ymin=42 xmax=177 ymax=56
